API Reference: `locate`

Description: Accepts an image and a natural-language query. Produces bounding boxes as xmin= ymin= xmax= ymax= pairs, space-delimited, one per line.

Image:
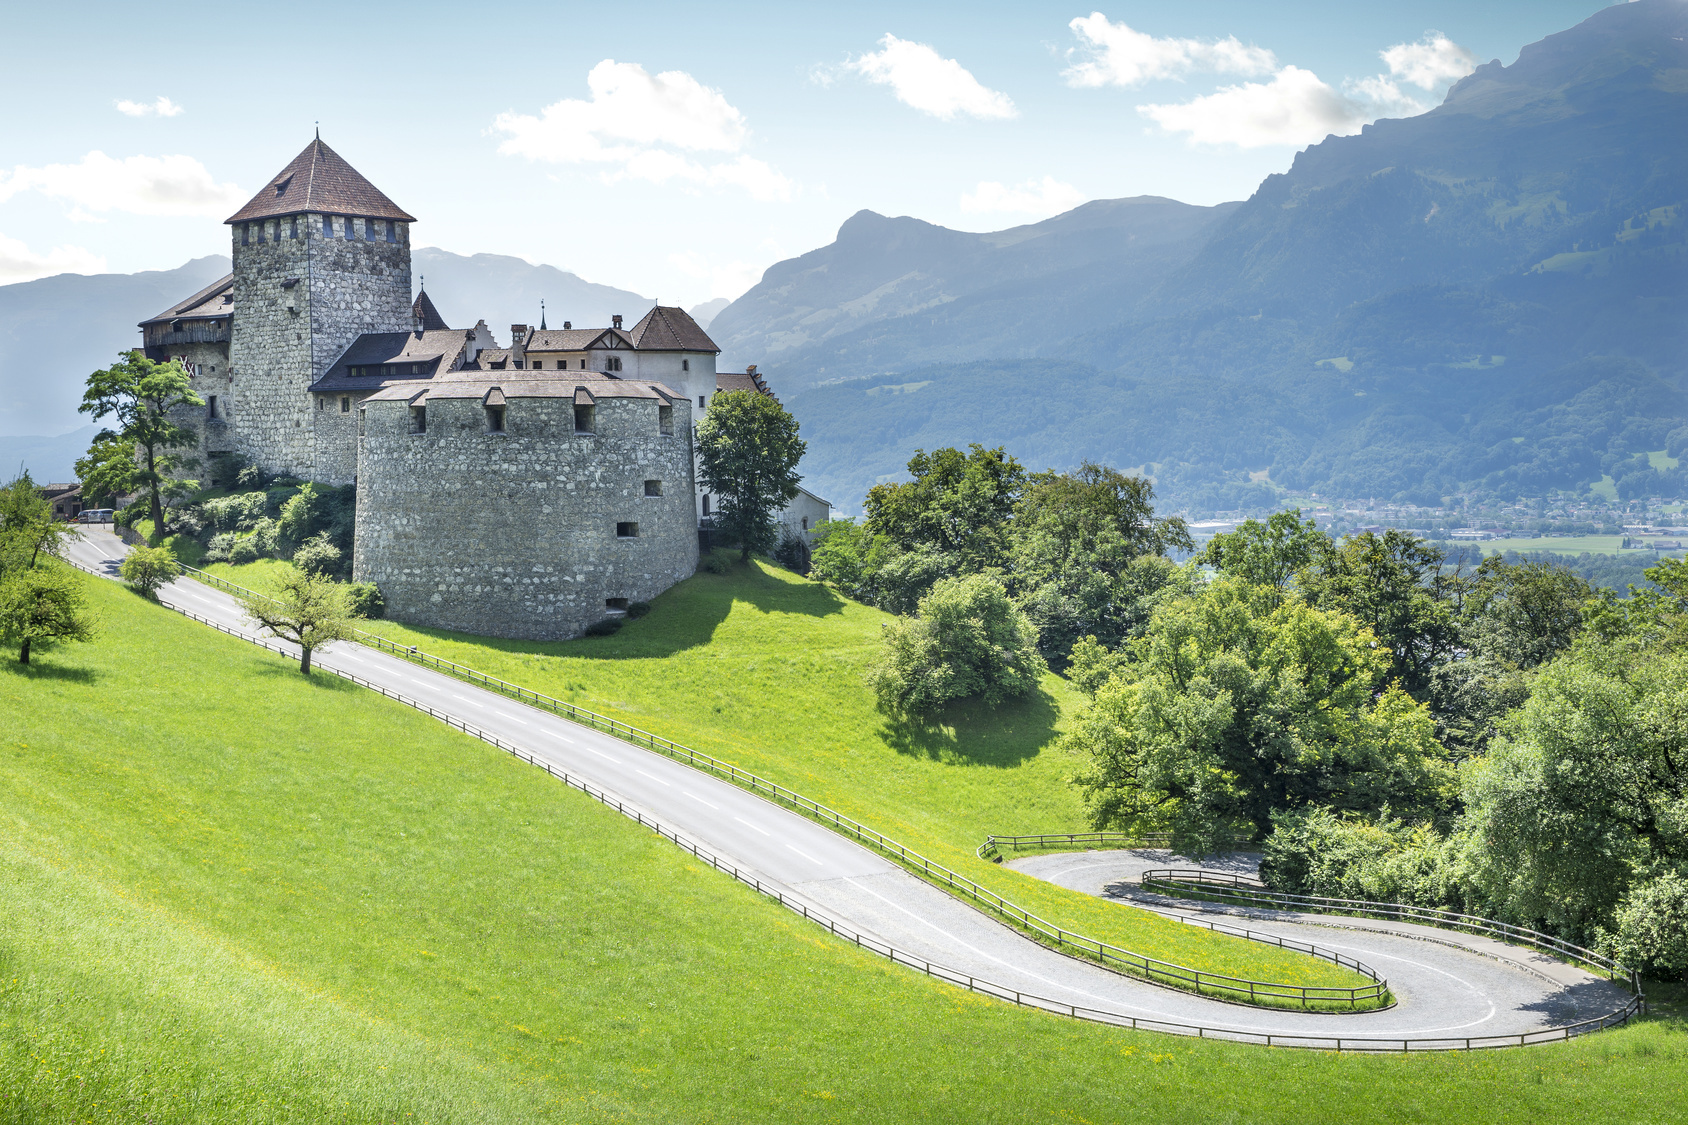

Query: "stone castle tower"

xmin=223 ymin=138 xmax=415 ymax=480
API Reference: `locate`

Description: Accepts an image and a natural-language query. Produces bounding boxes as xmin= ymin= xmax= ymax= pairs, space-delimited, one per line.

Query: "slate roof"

xmin=226 ymin=138 xmax=417 ymax=225
xmin=309 ymin=330 xmax=470 ymax=392
xmin=715 ymin=370 xmax=775 ymax=399
xmin=139 ymin=274 xmax=235 ymax=327
xmin=363 ymin=377 xmax=681 ymax=404
xmin=628 ymin=305 xmax=719 ymax=352
xmin=524 ymin=328 xmax=617 ymax=352
xmin=412 ymin=289 xmax=449 ymax=331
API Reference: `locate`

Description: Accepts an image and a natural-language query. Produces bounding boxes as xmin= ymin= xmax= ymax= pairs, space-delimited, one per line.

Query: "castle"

xmin=138 ymin=138 xmax=827 ymax=640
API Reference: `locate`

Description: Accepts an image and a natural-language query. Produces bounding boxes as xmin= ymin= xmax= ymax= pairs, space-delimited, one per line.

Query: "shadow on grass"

xmin=372 ymin=561 xmax=847 ymax=662
xmin=878 ymin=688 xmax=1060 ymax=768
xmin=0 ymin=655 xmax=98 ymax=684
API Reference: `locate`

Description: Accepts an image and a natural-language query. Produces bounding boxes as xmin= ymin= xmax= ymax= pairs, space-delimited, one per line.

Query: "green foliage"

xmin=696 ymin=390 xmax=807 ymax=561
xmin=772 ymin=528 xmax=811 ymax=574
xmin=78 ymin=350 xmax=202 ymax=539
xmin=1202 ymin=509 xmax=1325 ymax=603
xmin=119 ymin=543 xmax=179 ymax=599
xmin=0 ymin=562 xmax=96 ymax=665
xmin=227 ymin=535 xmax=261 ymax=565
xmin=1605 ymin=872 xmax=1688 ymax=979
xmin=0 ymin=473 xmax=75 ymax=574
xmin=1260 ymin=808 xmax=1474 ymax=910
xmin=235 ymin=568 xmax=354 ymax=674
xmin=868 ymin=574 xmax=1047 ymax=713
xmin=291 ymin=532 xmax=342 ymax=578
xmin=72 ymin=432 xmax=138 ymax=509
xmin=345 ymin=582 xmax=385 ymax=620
xmin=1068 ymin=576 xmax=1455 ymax=854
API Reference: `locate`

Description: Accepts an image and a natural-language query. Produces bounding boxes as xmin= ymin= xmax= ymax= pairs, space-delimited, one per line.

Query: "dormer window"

xmin=514 ymin=360 xmax=524 ymax=370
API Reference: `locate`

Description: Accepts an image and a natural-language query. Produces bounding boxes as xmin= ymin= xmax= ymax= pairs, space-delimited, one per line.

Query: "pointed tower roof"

xmin=627 ymin=305 xmax=719 ymax=353
xmin=225 ymin=138 xmax=417 ymax=225
xmin=411 ymin=289 xmax=449 ymax=331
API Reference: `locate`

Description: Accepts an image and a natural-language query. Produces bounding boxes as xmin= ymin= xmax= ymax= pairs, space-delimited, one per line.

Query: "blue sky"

xmin=0 ymin=0 xmax=1618 ymax=309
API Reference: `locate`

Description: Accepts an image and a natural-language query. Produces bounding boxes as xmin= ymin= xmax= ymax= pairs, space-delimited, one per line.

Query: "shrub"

xmin=626 ymin=601 xmax=652 ymax=619
xmin=202 ymin=492 xmax=268 ymax=532
xmin=345 ymin=582 xmax=385 ymax=620
xmin=227 ymin=536 xmax=260 ymax=565
xmin=203 ymin=532 xmax=236 ymax=563
xmin=119 ymin=544 xmax=179 ymax=599
xmin=584 ymin=618 xmax=623 ymax=637
xmin=700 ymin=553 xmax=733 ymax=575
xmin=292 ymin=533 xmax=342 ymax=578
xmin=867 ymin=574 xmax=1046 ymax=713
xmin=1605 ymin=872 xmax=1688 ymax=980
xmin=250 ymin=518 xmax=280 ymax=557
xmin=773 ymin=530 xmax=812 ymax=574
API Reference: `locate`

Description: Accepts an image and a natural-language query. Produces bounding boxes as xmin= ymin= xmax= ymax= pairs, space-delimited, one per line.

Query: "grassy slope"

xmin=216 ymin=556 xmax=1360 ymax=991
xmin=2 ymin=573 xmax=1684 ymax=1124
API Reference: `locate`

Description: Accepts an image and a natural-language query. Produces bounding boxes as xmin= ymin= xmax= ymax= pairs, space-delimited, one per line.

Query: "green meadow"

xmin=2 ymin=571 xmax=1684 ymax=1124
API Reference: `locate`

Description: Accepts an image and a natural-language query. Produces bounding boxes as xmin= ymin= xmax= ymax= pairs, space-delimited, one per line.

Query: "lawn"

xmin=203 ymin=554 xmax=1369 ymax=993
xmin=2 ymin=572 xmax=1684 ymax=1124
xmin=1477 ymin=536 xmax=1637 ymax=556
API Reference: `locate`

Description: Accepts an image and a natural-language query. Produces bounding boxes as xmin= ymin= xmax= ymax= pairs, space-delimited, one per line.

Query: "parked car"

xmin=77 ymin=509 xmax=114 ymax=524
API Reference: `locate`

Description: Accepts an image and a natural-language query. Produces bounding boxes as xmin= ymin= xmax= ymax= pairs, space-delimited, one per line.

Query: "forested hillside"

xmin=726 ymin=0 xmax=1688 ymax=513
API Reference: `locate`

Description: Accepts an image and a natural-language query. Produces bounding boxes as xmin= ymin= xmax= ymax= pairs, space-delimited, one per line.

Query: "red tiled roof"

xmin=628 ymin=306 xmax=719 ymax=352
xmin=225 ymin=138 xmax=416 ymax=225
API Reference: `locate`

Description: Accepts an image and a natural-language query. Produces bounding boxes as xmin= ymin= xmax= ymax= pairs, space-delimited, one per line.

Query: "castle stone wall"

xmin=353 ymin=392 xmax=698 ymax=640
xmin=312 ymin=388 xmax=369 ymax=486
xmin=229 ymin=215 xmax=411 ymax=481
xmin=156 ymin=340 xmax=233 ymax=483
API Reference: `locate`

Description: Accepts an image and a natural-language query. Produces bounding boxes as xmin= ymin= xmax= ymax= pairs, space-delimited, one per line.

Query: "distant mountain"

xmin=725 ymin=0 xmax=1688 ymax=513
xmin=0 ymin=424 xmax=100 ymax=485
xmin=0 ymin=255 xmax=231 ymax=438
xmin=689 ymin=297 xmax=731 ymax=329
xmin=710 ymin=196 xmax=1239 ymax=384
xmin=410 ymin=248 xmax=652 ymax=339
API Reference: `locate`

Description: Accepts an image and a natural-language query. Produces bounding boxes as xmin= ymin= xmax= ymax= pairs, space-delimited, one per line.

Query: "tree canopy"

xmin=696 ymin=390 xmax=806 ymax=562
xmin=79 ymin=351 xmax=202 ymax=538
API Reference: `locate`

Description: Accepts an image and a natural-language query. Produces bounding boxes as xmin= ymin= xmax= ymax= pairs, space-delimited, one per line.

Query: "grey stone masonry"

xmin=229 ymin=214 xmax=412 ymax=481
xmin=354 ymin=390 xmax=698 ymax=640
xmin=158 ymin=340 xmax=233 ymax=482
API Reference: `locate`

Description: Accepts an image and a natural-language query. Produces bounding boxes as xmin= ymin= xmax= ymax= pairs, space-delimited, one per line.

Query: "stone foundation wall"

xmin=353 ymin=392 xmax=698 ymax=640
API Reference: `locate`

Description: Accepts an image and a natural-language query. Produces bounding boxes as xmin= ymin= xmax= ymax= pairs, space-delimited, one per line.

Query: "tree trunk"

xmin=299 ymin=645 xmax=312 ymax=675
xmin=145 ymin=442 xmax=164 ymax=544
xmin=18 ymin=637 xmax=30 ymax=665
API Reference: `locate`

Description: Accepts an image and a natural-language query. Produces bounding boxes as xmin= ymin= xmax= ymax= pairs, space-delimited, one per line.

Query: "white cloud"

xmin=493 ymin=60 xmax=791 ymax=201
xmin=1063 ymin=13 xmax=1276 ymax=88
xmin=1138 ymin=66 xmax=1367 ymax=148
xmin=847 ymin=34 xmax=1016 ymax=120
xmin=961 ymin=176 xmax=1087 ymax=216
xmin=0 ymin=232 xmax=106 ymax=284
xmin=115 ymin=96 xmax=183 ymax=118
xmin=1382 ymin=33 xmax=1477 ymax=90
xmin=0 ymin=151 xmax=243 ymax=217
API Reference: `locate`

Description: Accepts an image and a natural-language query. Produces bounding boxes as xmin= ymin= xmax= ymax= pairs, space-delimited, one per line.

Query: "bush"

xmin=345 ymin=582 xmax=385 ymax=620
xmin=700 ymin=553 xmax=733 ymax=575
xmin=292 ymin=533 xmax=342 ymax=578
xmin=867 ymin=574 xmax=1047 ymax=713
xmin=250 ymin=518 xmax=280 ymax=557
xmin=203 ymin=532 xmax=236 ymax=563
xmin=119 ymin=544 xmax=179 ymax=599
xmin=227 ymin=536 xmax=260 ymax=565
xmin=626 ymin=601 xmax=652 ymax=619
xmin=584 ymin=618 xmax=623 ymax=637
xmin=773 ymin=530 xmax=812 ymax=574
xmin=202 ymin=491 xmax=268 ymax=532
xmin=1605 ymin=872 xmax=1688 ymax=979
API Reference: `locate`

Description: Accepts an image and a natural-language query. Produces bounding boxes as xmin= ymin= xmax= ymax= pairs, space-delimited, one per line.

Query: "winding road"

xmin=64 ymin=526 xmax=1634 ymax=1049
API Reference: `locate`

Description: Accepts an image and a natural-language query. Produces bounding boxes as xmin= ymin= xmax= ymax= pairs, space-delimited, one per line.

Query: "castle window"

xmin=604 ymin=356 xmax=623 ymax=373
xmin=682 ymin=359 xmax=690 ymax=371
xmin=702 ymin=495 xmax=710 ymax=516
xmin=605 ymin=598 xmax=629 ymax=611
xmin=240 ymin=224 xmax=249 ymax=246
xmin=322 ymin=214 xmax=332 ymax=237
xmin=411 ymin=364 xmax=421 ymax=374
xmin=410 ymin=405 xmax=427 ymax=433
xmin=658 ymin=405 xmax=673 ymax=435
xmin=513 ymin=360 xmax=524 ymax=370
xmin=207 ymin=395 xmax=218 ymax=419
xmin=317 ymin=396 xmax=325 ymax=410
xmin=489 ymin=360 xmax=506 ymax=370
xmin=644 ymin=479 xmax=662 ymax=497
xmin=698 ymin=395 xmax=706 ymax=408
xmin=616 ymin=522 xmax=639 ymax=539
xmin=289 ymin=217 xmax=298 ymax=240
xmin=340 ymin=396 xmax=351 ymax=413
xmin=364 ymin=219 xmax=376 ymax=243
xmin=574 ymin=404 xmax=596 ymax=434
xmin=485 ymin=405 xmax=505 ymax=433
xmin=385 ymin=220 xmax=396 ymax=243
xmin=580 ymin=359 xmax=587 ymax=370
xmin=341 ymin=216 xmax=352 ymax=239
xmin=802 ymin=517 xmax=809 ymax=531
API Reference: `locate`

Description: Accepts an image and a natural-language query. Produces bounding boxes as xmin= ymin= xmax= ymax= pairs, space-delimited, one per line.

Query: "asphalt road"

xmin=62 ymin=526 xmax=1634 ymax=1046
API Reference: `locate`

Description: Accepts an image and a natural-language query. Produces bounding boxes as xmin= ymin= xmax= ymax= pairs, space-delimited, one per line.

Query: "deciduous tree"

xmin=696 ymin=391 xmax=806 ymax=562
xmin=79 ymin=351 xmax=202 ymax=540
xmin=236 ymin=569 xmax=355 ymax=675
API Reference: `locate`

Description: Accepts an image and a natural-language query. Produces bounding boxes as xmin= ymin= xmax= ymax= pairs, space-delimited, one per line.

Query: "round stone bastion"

xmin=353 ymin=375 xmax=698 ymax=640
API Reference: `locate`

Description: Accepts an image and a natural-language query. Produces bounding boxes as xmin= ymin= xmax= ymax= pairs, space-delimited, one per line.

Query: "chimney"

xmin=612 ymin=314 xmax=623 ymax=329
xmin=746 ymin=364 xmax=757 ymax=375
xmin=563 ymin=321 xmax=571 ymax=330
